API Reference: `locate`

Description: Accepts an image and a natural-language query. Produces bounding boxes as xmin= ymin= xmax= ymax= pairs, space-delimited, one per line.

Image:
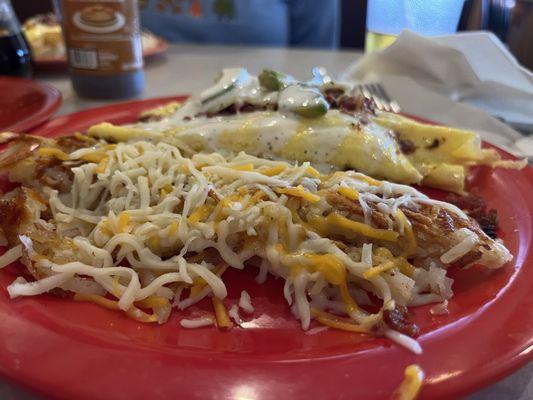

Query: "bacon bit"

xmin=338 ymin=94 xmax=376 ymax=115
xmin=202 ymin=103 xmax=270 ymax=118
xmin=396 ymin=137 xmax=417 ymax=155
xmin=476 ymin=209 xmax=499 ymax=239
xmin=445 ymin=194 xmax=499 ymax=239
xmin=383 ymin=306 xmax=419 ymax=338
xmin=323 ymin=88 xmax=345 ymax=106
xmin=324 ymin=88 xmax=345 ymax=99
xmin=139 ymin=114 xmax=161 ymax=122
xmin=426 ymin=138 xmax=441 ymax=149
xmin=239 ymin=103 xmax=267 ymax=113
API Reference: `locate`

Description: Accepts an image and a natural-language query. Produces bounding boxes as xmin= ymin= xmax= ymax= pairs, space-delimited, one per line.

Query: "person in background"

xmin=139 ymin=0 xmax=340 ymax=48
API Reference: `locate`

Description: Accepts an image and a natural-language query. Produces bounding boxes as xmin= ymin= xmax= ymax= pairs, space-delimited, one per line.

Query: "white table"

xmin=1 ymin=44 xmax=530 ymax=399
xmin=40 ymin=44 xmax=363 ymax=116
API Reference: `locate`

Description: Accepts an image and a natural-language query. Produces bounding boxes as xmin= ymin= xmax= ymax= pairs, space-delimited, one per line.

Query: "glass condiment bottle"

xmin=0 ymin=0 xmax=32 ymax=78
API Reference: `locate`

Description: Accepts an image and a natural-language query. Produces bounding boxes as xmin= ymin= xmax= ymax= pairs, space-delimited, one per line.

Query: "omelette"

xmin=86 ymin=68 xmax=524 ymax=193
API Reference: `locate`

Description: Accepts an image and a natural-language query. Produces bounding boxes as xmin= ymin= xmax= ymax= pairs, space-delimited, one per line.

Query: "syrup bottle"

xmin=59 ymin=0 xmax=144 ymax=99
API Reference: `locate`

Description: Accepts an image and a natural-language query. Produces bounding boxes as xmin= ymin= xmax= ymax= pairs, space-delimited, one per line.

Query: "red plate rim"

xmin=0 ymin=96 xmax=532 ymax=400
xmin=0 ymin=76 xmax=62 ymax=133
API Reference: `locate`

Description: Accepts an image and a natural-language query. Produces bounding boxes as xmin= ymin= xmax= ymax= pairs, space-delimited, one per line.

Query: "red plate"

xmin=35 ymin=37 xmax=169 ymax=70
xmin=142 ymin=37 xmax=169 ymax=58
xmin=0 ymin=97 xmax=532 ymax=400
xmin=0 ymin=77 xmax=61 ymax=133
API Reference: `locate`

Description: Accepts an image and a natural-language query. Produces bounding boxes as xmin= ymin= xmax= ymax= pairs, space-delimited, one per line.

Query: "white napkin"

xmin=340 ymin=30 xmax=533 ymax=157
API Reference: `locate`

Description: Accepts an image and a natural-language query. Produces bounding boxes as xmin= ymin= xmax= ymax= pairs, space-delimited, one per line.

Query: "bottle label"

xmin=61 ymin=0 xmax=143 ymax=75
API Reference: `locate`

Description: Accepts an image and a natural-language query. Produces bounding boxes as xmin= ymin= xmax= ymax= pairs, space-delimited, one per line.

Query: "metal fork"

xmin=354 ymin=83 xmax=401 ymax=113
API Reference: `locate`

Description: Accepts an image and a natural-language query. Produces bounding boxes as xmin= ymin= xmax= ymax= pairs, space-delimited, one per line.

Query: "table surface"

xmin=2 ymin=43 xmax=531 ymax=399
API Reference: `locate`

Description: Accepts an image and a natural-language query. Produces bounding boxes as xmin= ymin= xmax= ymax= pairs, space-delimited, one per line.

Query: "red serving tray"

xmin=0 ymin=97 xmax=531 ymax=400
xmin=0 ymin=77 xmax=61 ymax=132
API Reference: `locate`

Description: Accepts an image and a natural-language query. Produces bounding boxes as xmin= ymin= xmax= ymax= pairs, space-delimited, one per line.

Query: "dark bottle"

xmin=0 ymin=0 xmax=32 ymax=78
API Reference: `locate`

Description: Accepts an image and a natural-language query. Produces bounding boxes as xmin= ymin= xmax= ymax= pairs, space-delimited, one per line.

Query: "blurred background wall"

xmin=12 ymin=0 xmax=532 ymax=68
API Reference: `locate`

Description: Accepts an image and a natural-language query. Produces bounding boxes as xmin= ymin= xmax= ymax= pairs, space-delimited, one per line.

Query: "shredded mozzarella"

xmin=0 ymin=137 xmax=510 ymax=356
xmin=239 ymin=290 xmax=254 ymax=313
xmin=180 ymin=315 xmax=215 ymax=328
xmin=0 ymin=245 xmax=22 ymax=269
xmin=385 ymin=330 xmax=422 ymax=355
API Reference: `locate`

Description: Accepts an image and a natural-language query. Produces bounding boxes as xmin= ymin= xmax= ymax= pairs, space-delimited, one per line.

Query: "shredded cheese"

xmin=311 ymin=308 xmax=368 ymax=333
xmin=363 ymin=260 xmax=396 ymax=279
xmin=338 ymin=186 xmax=359 ymax=201
xmin=188 ymin=204 xmax=213 ymax=223
xmin=396 ymin=210 xmax=417 ymax=256
xmin=95 ymin=157 xmax=108 ymax=174
xmin=231 ymin=163 xmax=254 ymax=171
xmin=260 ymin=165 xmax=286 ymax=176
xmin=80 ymin=152 xmax=107 ymax=163
xmin=0 ymin=245 xmax=23 ymax=269
xmin=212 ymin=297 xmax=232 ymax=328
xmin=117 ymin=212 xmax=131 ymax=233
xmin=37 ymin=147 xmax=69 ymax=160
xmin=3 ymin=137 xmax=499 ymax=356
xmin=136 ymin=296 xmax=170 ymax=309
xmin=306 ymin=166 xmax=321 ymax=178
xmin=325 ymin=213 xmax=399 ymax=241
xmin=358 ymin=175 xmax=382 ymax=187
xmin=393 ymin=364 xmax=425 ymax=400
xmin=73 ymin=293 xmax=157 ymax=323
xmin=275 ymin=185 xmax=321 ymax=203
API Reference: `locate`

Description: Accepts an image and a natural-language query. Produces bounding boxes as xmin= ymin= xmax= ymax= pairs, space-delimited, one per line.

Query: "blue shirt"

xmin=140 ymin=0 xmax=339 ymax=48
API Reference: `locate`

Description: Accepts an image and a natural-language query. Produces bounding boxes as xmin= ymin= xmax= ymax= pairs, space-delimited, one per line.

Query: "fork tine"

xmin=362 ymin=84 xmax=386 ymax=111
xmin=353 ymin=83 xmax=401 ymax=113
xmin=370 ymin=84 xmax=389 ymax=112
xmin=369 ymin=84 xmax=392 ymax=112
xmin=373 ymin=83 xmax=401 ymax=113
